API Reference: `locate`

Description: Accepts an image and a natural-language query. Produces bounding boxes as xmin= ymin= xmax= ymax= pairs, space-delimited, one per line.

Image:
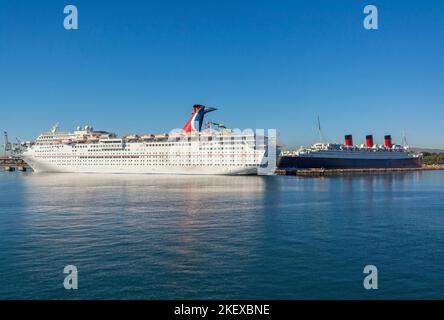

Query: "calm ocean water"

xmin=1 ymin=170 xmax=444 ymax=299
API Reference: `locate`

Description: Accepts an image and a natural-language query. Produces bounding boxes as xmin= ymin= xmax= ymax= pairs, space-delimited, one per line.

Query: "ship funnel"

xmin=365 ymin=135 xmax=374 ymax=148
xmin=384 ymin=135 xmax=393 ymax=148
xmin=183 ymin=104 xmax=217 ymax=133
xmin=344 ymin=134 xmax=353 ymax=146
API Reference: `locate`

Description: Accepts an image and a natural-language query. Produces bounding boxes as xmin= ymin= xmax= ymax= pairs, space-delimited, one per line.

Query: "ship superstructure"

xmin=23 ymin=105 xmax=272 ymax=175
xmin=279 ymin=134 xmax=422 ymax=169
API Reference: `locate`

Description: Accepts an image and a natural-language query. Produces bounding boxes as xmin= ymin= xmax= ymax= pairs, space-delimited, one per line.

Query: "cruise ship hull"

xmin=278 ymin=156 xmax=422 ymax=169
xmin=22 ymin=155 xmax=259 ymax=175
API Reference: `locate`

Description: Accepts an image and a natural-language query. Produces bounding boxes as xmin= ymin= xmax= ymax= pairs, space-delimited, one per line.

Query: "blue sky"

xmin=1 ymin=0 xmax=443 ymax=148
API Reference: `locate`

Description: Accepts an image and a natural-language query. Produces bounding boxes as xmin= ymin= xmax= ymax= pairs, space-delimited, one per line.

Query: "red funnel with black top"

xmin=344 ymin=135 xmax=353 ymax=146
xmin=366 ymin=135 xmax=374 ymax=148
xmin=384 ymin=135 xmax=392 ymax=148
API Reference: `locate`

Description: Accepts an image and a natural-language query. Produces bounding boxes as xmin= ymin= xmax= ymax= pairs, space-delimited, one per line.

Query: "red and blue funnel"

xmin=183 ymin=104 xmax=217 ymax=133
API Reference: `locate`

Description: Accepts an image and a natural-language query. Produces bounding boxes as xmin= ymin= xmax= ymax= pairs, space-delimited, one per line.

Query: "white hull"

xmin=22 ymin=136 xmax=267 ymax=175
xmin=23 ymin=154 xmax=258 ymax=175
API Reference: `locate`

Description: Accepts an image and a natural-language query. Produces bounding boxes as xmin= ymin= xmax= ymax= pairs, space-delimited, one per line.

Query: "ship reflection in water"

xmin=1 ymin=171 xmax=444 ymax=299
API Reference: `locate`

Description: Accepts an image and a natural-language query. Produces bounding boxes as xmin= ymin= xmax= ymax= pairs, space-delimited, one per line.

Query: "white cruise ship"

xmin=23 ymin=105 xmax=274 ymax=175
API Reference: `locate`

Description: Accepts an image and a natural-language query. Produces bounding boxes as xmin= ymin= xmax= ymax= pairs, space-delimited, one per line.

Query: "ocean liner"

xmin=279 ymin=134 xmax=422 ymax=169
xmin=22 ymin=105 xmax=273 ymax=175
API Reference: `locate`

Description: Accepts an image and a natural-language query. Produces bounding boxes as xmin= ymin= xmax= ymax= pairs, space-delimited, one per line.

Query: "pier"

xmin=0 ymin=157 xmax=29 ymax=172
xmin=275 ymin=165 xmax=444 ymax=177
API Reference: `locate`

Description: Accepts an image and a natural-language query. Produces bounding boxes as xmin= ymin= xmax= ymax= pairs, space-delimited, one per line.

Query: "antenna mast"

xmin=402 ymin=130 xmax=409 ymax=147
xmin=317 ymin=116 xmax=325 ymax=143
xmin=51 ymin=122 xmax=59 ymax=133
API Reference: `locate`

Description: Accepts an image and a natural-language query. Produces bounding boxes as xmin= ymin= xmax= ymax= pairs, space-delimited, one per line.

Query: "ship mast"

xmin=402 ymin=130 xmax=409 ymax=147
xmin=51 ymin=122 xmax=60 ymax=134
xmin=317 ymin=116 xmax=326 ymax=143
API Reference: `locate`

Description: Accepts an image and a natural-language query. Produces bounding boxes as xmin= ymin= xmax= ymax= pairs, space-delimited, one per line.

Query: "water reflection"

xmin=2 ymin=171 xmax=444 ymax=299
xmin=15 ymin=173 xmax=273 ymax=298
xmin=20 ymin=173 xmax=271 ymax=251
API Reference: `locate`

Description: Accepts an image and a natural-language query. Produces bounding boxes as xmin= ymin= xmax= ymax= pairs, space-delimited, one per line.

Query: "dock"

xmin=0 ymin=157 xmax=30 ymax=172
xmin=275 ymin=165 xmax=444 ymax=177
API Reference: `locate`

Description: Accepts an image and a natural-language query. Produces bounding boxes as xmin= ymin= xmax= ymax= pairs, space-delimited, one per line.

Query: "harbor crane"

xmin=3 ymin=131 xmax=12 ymax=156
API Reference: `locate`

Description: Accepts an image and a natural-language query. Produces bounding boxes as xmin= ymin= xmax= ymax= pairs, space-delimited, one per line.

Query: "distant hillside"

xmin=422 ymin=153 xmax=444 ymax=165
xmin=412 ymin=148 xmax=444 ymax=154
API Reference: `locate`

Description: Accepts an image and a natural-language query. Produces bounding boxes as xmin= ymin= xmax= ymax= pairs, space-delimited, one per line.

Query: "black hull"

xmin=278 ymin=156 xmax=422 ymax=169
